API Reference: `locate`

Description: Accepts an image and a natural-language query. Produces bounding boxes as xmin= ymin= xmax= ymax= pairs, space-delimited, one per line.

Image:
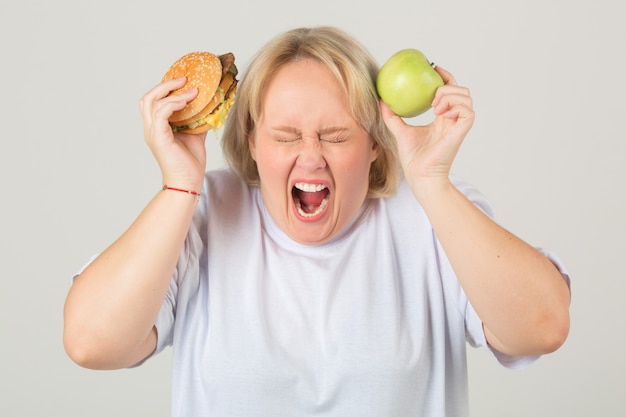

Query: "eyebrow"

xmin=271 ymin=125 xmax=301 ymax=135
xmin=319 ymin=126 xmax=349 ymax=136
xmin=271 ymin=125 xmax=350 ymax=135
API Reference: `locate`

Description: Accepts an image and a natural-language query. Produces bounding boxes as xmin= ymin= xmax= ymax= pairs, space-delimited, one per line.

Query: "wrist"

xmin=410 ymin=176 xmax=454 ymax=204
xmin=161 ymin=185 xmax=202 ymax=201
xmin=161 ymin=175 xmax=203 ymax=196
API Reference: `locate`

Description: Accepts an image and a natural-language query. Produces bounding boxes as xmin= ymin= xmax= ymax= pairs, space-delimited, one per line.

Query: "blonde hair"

xmin=221 ymin=26 xmax=400 ymax=198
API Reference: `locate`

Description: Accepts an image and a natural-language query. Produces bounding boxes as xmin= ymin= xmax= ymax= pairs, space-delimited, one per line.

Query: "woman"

xmin=64 ymin=26 xmax=571 ymax=416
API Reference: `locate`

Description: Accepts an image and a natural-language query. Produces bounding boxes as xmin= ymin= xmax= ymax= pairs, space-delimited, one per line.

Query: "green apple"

xmin=376 ymin=48 xmax=444 ymax=118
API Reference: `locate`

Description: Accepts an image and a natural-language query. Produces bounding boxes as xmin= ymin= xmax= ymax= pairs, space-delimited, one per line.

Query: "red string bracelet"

xmin=162 ymin=185 xmax=201 ymax=201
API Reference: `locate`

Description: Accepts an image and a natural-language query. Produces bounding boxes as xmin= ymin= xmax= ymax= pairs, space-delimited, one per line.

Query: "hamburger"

xmin=162 ymin=51 xmax=238 ymax=134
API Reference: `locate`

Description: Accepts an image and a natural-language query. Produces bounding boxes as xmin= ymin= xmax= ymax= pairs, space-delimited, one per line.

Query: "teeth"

xmin=294 ymin=182 xmax=327 ymax=192
xmin=295 ymin=194 xmax=329 ymax=218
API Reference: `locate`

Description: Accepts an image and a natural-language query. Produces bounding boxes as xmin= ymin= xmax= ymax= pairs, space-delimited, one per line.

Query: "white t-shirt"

xmin=151 ymin=167 xmax=567 ymax=417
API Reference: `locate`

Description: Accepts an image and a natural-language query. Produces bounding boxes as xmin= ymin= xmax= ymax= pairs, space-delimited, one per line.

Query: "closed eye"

xmin=319 ymin=127 xmax=349 ymax=143
xmin=272 ymin=126 xmax=301 ymax=143
xmin=274 ymin=135 xmax=301 ymax=143
xmin=320 ymin=134 xmax=348 ymax=143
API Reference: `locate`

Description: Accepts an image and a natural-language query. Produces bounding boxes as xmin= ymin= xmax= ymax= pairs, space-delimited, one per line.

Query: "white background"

xmin=1 ymin=0 xmax=624 ymax=415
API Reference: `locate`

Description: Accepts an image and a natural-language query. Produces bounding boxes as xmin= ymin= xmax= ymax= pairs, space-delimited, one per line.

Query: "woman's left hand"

xmin=380 ymin=66 xmax=475 ymax=197
xmin=381 ymin=68 xmax=571 ymax=356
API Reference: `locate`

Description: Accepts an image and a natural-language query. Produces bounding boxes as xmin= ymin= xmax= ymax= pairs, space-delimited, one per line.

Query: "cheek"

xmin=332 ymin=152 xmax=372 ymax=197
xmin=255 ymin=145 xmax=292 ymax=185
xmin=342 ymin=146 xmax=376 ymax=177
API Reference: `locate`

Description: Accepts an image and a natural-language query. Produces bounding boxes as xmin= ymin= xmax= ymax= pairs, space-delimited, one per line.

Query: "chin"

xmin=286 ymin=221 xmax=338 ymax=246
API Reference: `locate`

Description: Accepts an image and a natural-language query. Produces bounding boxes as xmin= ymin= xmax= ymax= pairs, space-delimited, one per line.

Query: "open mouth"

xmin=292 ymin=182 xmax=330 ymax=218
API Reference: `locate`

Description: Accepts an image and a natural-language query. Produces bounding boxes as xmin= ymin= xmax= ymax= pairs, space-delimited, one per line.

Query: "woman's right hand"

xmin=139 ymin=77 xmax=208 ymax=192
xmin=64 ymin=78 xmax=208 ymax=370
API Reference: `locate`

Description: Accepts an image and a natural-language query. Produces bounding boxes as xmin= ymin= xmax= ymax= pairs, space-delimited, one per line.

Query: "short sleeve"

xmin=153 ymin=270 xmax=178 ymax=354
xmin=71 ymin=253 xmax=100 ymax=282
xmin=153 ymin=206 xmax=207 ymax=356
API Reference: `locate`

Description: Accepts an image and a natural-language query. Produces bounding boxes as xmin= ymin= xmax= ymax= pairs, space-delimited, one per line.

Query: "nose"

xmin=296 ymin=138 xmax=327 ymax=171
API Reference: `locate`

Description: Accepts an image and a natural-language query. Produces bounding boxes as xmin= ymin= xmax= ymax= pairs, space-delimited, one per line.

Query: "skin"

xmin=382 ymin=67 xmax=570 ymax=355
xmin=63 ymin=78 xmax=206 ymax=369
xmin=63 ymin=59 xmax=570 ymax=371
xmin=249 ymin=59 xmax=378 ymax=245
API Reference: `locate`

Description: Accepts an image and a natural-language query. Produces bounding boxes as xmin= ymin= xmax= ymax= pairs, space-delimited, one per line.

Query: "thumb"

xmin=379 ymin=100 xmax=407 ymax=137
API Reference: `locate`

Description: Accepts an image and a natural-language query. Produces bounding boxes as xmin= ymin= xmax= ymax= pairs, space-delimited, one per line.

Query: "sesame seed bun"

xmin=161 ymin=51 xmax=238 ymax=134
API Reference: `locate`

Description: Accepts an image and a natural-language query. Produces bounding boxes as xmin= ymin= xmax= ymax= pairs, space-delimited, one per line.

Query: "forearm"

xmin=63 ymin=189 xmax=198 ymax=369
xmin=415 ymin=179 xmax=570 ymax=356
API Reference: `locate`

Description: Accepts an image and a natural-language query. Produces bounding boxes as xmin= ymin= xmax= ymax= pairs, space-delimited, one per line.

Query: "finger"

xmin=443 ymin=102 xmax=475 ymax=126
xmin=433 ymin=92 xmax=474 ymax=118
xmin=139 ymin=77 xmax=188 ymax=115
xmin=152 ymin=87 xmax=198 ymax=120
xmin=379 ymin=100 xmax=408 ymax=136
xmin=141 ymin=77 xmax=188 ymax=103
xmin=143 ymin=86 xmax=198 ymax=134
xmin=433 ymin=66 xmax=457 ymax=86
xmin=432 ymin=84 xmax=471 ymax=111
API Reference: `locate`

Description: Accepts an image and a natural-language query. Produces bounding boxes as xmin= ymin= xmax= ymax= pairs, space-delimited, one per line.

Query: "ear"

xmin=369 ymin=138 xmax=379 ymax=163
